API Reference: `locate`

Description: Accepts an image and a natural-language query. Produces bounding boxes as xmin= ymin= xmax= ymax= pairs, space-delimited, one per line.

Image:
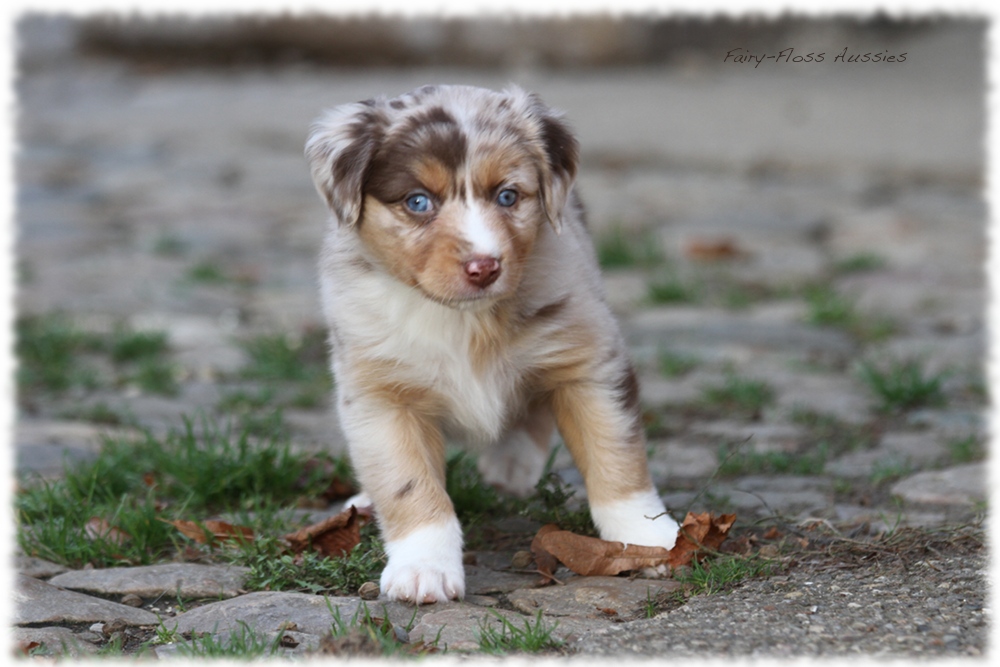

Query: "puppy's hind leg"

xmin=478 ymin=402 xmax=555 ymax=498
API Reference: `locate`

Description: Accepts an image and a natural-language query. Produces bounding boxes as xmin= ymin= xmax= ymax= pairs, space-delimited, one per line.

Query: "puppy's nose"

xmin=463 ymin=255 xmax=502 ymax=288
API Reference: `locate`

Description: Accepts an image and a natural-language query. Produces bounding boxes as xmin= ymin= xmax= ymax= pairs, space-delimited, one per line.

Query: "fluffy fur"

xmin=306 ymin=84 xmax=679 ymax=604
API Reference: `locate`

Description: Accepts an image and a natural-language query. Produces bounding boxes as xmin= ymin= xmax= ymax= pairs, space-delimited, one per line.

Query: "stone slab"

xmin=891 ymin=463 xmax=986 ymax=506
xmin=49 ymin=563 xmax=250 ymax=600
xmin=14 ymin=574 xmax=160 ymax=626
xmin=507 ymin=576 xmax=682 ymax=621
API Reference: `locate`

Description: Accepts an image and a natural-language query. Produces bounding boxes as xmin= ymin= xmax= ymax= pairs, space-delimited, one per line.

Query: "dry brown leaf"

xmin=685 ymin=238 xmax=746 ymax=261
xmin=529 ymin=511 xmax=737 ymax=577
xmin=283 ymin=505 xmax=361 ymax=558
xmin=668 ymin=512 xmax=737 ymax=567
xmin=537 ymin=529 xmax=673 ymax=577
xmin=529 ymin=523 xmax=562 ymax=583
xmin=85 ymin=518 xmax=131 ymax=546
xmin=18 ymin=641 xmax=42 ymax=655
xmin=163 ymin=519 xmax=254 ymax=544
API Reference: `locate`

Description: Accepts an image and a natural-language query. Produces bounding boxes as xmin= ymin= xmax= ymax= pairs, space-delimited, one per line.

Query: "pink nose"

xmin=463 ymin=255 xmax=502 ymax=288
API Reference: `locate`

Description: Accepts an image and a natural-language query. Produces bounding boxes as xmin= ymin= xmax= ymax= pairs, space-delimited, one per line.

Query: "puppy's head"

xmin=306 ymin=85 xmax=578 ymax=307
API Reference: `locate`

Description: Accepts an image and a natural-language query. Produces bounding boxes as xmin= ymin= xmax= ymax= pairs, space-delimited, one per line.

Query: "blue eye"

xmin=405 ymin=193 xmax=432 ymax=213
xmin=497 ymin=189 xmax=518 ymax=207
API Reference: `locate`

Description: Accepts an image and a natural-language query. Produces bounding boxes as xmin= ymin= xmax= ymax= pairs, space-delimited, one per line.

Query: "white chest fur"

xmin=329 ymin=270 xmax=521 ymax=444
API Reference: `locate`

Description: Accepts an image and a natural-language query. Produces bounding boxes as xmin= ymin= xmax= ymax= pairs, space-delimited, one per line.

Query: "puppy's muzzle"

xmin=463 ymin=255 xmax=502 ymax=289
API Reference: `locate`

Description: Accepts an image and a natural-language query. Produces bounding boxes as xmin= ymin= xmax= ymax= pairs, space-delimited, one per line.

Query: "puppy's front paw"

xmin=590 ymin=488 xmax=680 ymax=551
xmin=381 ymin=519 xmax=465 ymax=604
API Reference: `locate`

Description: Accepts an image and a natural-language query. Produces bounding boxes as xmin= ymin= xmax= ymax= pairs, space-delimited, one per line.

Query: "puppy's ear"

xmin=528 ymin=95 xmax=579 ymax=233
xmin=305 ymin=101 xmax=386 ymax=227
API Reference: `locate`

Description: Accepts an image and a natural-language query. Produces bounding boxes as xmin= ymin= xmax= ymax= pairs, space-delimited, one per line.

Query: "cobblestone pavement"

xmin=10 ymin=17 xmax=989 ymax=658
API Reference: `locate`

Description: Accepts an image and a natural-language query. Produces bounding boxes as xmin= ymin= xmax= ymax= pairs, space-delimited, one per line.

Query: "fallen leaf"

xmin=763 ymin=526 xmax=783 ymax=540
xmin=18 ymin=641 xmax=41 ymax=655
xmin=685 ymin=237 xmax=746 ymax=261
xmin=528 ymin=511 xmax=737 ymax=577
xmin=163 ymin=519 xmax=254 ymax=544
xmin=536 ymin=529 xmax=673 ymax=577
xmin=283 ymin=506 xmax=361 ymax=558
xmin=529 ymin=524 xmax=562 ymax=583
xmin=85 ymin=518 xmax=131 ymax=546
xmin=668 ymin=512 xmax=737 ymax=568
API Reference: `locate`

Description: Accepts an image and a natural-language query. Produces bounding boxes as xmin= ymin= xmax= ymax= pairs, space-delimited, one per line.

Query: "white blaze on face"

xmin=462 ymin=174 xmax=501 ymax=258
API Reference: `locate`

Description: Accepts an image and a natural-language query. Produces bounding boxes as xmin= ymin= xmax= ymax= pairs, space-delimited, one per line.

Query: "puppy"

xmin=306 ymin=84 xmax=679 ymax=604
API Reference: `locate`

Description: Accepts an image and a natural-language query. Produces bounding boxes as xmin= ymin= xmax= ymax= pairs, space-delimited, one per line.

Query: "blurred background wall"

xmin=22 ymin=13 xmax=949 ymax=71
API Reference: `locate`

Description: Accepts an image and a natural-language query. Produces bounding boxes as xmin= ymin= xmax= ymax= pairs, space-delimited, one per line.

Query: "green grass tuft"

xmin=658 ymin=349 xmax=700 ymax=377
xmin=858 ymin=358 xmax=948 ymax=413
xmin=833 ymin=252 xmax=886 ymax=274
xmin=240 ymin=529 xmax=385 ymax=596
xmin=700 ymin=373 xmax=776 ymax=419
xmin=673 ymin=553 xmax=777 ymax=595
xmin=16 ymin=313 xmax=104 ymax=393
xmin=596 ymin=227 xmax=664 ymax=269
xmin=476 ymin=610 xmax=563 ymax=655
xmin=15 ymin=415 xmax=340 ymax=568
xmin=716 ymin=443 xmax=828 ymax=477
xmin=186 ymin=261 xmax=228 ymax=283
xmin=175 ymin=621 xmax=285 ymax=658
xmin=647 ymin=274 xmax=698 ymax=304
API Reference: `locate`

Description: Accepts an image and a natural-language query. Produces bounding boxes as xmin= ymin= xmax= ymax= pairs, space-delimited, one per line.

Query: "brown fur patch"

xmin=615 ymin=363 xmax=645 ymax=442
xmin=527 ymin=296 xmax=570 ymax=322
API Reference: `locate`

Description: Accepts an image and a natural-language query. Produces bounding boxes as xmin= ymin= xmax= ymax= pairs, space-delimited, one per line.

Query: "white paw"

xmin=381 ymin=519 xmax=465 ymax=604
xmin=590 ymin=488 xmax=679 ymax=550
xmin=478 ymin=430 xmax=549 ymax=497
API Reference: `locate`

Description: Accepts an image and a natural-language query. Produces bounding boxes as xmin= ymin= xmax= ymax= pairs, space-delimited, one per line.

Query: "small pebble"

xmin=102 ymin=618 xmax=128 ymax=638
xmin=511 ymin=550 xmax=533 ymax=569
xmin=359 ymin=581 xmax=380 ymax=600
xmin=120 ymin=594 xmax=143 ymax=607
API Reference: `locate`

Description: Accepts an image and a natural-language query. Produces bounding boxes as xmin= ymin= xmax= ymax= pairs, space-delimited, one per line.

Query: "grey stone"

xmin=826 ymin=431 xmax=949 ymax=479
xmin=891 ymin=463 xmax=986 ymax=506
xmin=906 ymin=409 xmax=985 ymax=438
xmin=409 ymin=605 xmax=608 ymax=651
xmin=627 ymin=307 xmax=858 ymax=358
xmin=688 ymin=420 xmax=806 ymax=453
xmin=15 ymin=554 xmax=69 ymax=579
xmin=169 ymin=592 xmax=359 ymax=637
xmin=506 ymin=576 xmax=682 ymax=621
xmin=773 ymin=373 xmax=872 ymax=425
xmin=14 ymin=574 xmax=160 ymax=626
xmin=709 ymin=476 xmax=833 ymax=518
xmin=408 ymin=607 xmax=525 ymax=651
xmin=464 ymin=565 xmax=547 ymax=595
xmin=49 ymin=563 xmax=249 ymax=599
xmin=12 ymin=626 xmax=101 ymax=657
xmin=638 ymin=374 xmax=705 ymax=408
xmin=648 ymin=440 xmax=719 ymax=480
xmin=14 ymin=420 xmax=138 ymax=476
